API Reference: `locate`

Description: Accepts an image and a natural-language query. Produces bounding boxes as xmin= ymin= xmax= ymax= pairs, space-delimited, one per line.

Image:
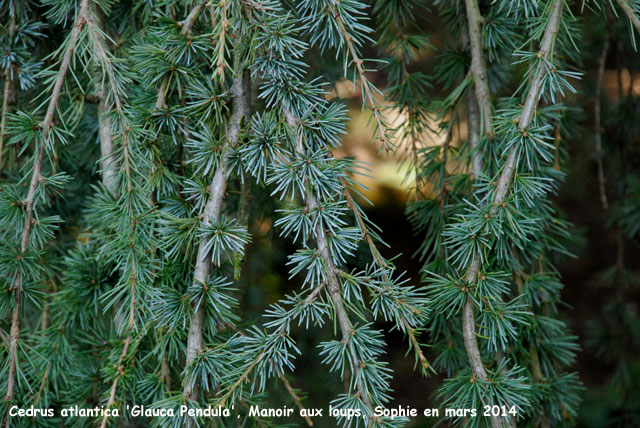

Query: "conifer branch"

xmin=464 ymin=0 xmax=494 ymax=136
xmin=466 ymin=86 xmax=483 ymax=177
xmin=4 ymin=0 xmax=91 ymax=404
xmin=214 ymin=0 xmax=230 ymax=78
xmin=459 ymin=2 xmax=565 ymax=427
xmin=496 ymin=0 xmax=564 ymax=201
xmin=304 ymin=283 xmax=326 ymax=305
xmin=0 ymin=1 xmax=16 ymax=169
xmin=614 ymin=0 xmax=640 ymax=33
xmin=279 ymin=375 xmax=314 ymax=427
xmin=215 ymin=282 xmax=324 ymax=410
xmin=234 ymin=173 xmax=251 ymax=280
xmin=88 ymin=0 xmax=210 ymax=414
xmin=325 ymin=3 xmax=392 ymax=151
xmin=88 ymin=6 xmax=119 ymax=195
xmin=84 ymin=2 xmax=135 ymax=184
xmin=87 ymin=3 xmax=143 ymax=415
xmin=97 ymin=90 xmax=117 ymax=193
xmin=182 ymin=0 xmax=207 ymax=34
xmin=342 ymin=185 xmax=433 ymax=375
xmin=217 ymin=351 xmax=263 ymax=408
xmin=184 ymin=70 xmax=248 ymax=403
xmin=98 ymin=336 xmax=131 ymax=428
xmin=156 ymin=0 xmax=207 ymax=109
xmin=283 ymin=107 xmax=374 ymax=411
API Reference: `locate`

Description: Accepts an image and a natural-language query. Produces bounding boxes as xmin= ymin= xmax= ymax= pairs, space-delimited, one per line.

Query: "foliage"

xmin=1 ymin=0 xmax=638 ymax=427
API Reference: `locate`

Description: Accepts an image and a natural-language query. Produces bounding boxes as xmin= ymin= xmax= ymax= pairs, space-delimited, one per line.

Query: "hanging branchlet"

xmin=372 ymin=0 xmax=435 ymax=197
xmin=2 ymin=0 xmax=91 ymax=410
xmin=299 ymin=0 xmax=396 ymax=151
xmin=183 ymin=67 xmax=250 ymax=405
xmin=464 ymin=0 xmax=494 ymax=136
xmin=0 ymin=1 xmax=17 ymax=169
xmin=414 ymin=0 xmax=584 ymax=427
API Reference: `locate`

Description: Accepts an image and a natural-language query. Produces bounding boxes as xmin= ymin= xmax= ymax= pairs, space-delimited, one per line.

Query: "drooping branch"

xmin=283 ymin=107 xmax=374 ymax=412
xmin=3 ymin=0 xmax=91 ymax=405
xmin=156 ymin=0 xmax=207 ymax=110
xmin=183 ymin=70 xmax=249 ymax=404
xmin=342 ymin=186 xmax=433 ymax=375
xmin=459 ymin=1 xmax=565 ymax=427
xmin=464 ymin=0 xmax=493 ymax=136
xmin=213 ymin=0 xmax=230 ymax=78
xmin=0 ymin=1 xmax=16 ymax=170
xmin=214 ymin=285 xmax=324 ymax=410
xmin=97 ymin=90 xmax=118 ymax=194
xmin=326 ymin=3 xmax=393 ymax=151
xmin=279 ymin=375 xmax=314 ymax=427
xmin=466 ymin=86 xmax=483 ymax=177
xmin=615 ymin=0 xmax=640 ymax=34
xmin=91 ymin=4 xmax=209 ymax=419
xmin=88 ymin=6 xmax=120 ymax=195
xmin=98 ymin=337 xmax=131 ymax=428
xmin=495 ymin=0 xmax=565 ymax=202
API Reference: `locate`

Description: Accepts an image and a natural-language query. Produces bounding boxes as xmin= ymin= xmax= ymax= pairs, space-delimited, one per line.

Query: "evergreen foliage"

xmin=0 ymin=0 xmax=638 ymax=427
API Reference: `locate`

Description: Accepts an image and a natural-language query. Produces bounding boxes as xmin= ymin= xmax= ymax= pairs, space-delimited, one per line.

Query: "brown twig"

xmin=341 ymin=184 xmax=433 ymax=374
xmin=279 ymin=375 xmax=314 ymax=427
xmin=3 ymin=0 xmax=91 ymax=406
xmin=284 ymin=107 xmax=374 ymax=412
xmin=98 ymin=337 xmax=131 ymax=428
xmin=326 ymin=4 xmax=392 ymax=150
xmin=0 ymin=1 xmax=16 ymax=170
xmin=615 ymin=0 xmax=640 ymax=34
xmin=458 ymin=2 xmax=565 ymax=428
xmin=464 ymin=0 xmax=494 ymax=136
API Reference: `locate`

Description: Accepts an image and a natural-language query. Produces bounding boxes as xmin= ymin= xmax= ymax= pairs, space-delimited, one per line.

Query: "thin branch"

xmin=85 ymin=3 xmax=133 ymax=183
xmin=214 ymin=0 xmax=230 ymax=78
xmin=89 ymin=6 xmax=119 ymax=195
xmin=98 ymin=336 xmax=131 ymax=428
xmin=466 ymin=86 xmax=483 ymax=177
xmin=234 ymin=72 xmax=253 ymax=280
xmin=279 ymin=375 xmax=314 ymax=427
xmin=182 ymin=0 xmax=207 ymax=34
xmin=234 ymin=174 xmax=251 ymax=280
xmin=215 ymin=285 xmax=324 ymax=409
xmin=92 ymin=2 xmax=208 ymax=416
xmin=615 ymin=0 xmax=640 ymax=34
xmin=496 ymin=0 xmax=565 ymax=202
xmin=458 ymin=2 xmax=565 ymax=428
xmin=97 ymin=91 xmax=118 ymax=194
xmin=326 ymin=4 xmax=392 ymax=150
xmin=284 ymin=107 xmax=374 ymax=412
xmin=594 ymin=32 xmax=610 ymax=210
xmin=160 ymin=355 xmax=172 ymax=391
xmin=3 ymin=0 xmax=91 ymax=404
xmin=342 ymin=185 xmax=433 ymax=374
xmin=156 ymin=0 xmax=207 ymax=109
xmin=464 ymin=0 xmax=493 ymax=136
xmin=304 ymin=283 xmax=326 ymax=306
xmin=217 ymin=352 xmax=263 ymax=408
xmin=0 ymin=1 xmax=16 ymax=170
xmin=184 ymin=70 xmax=248 ymax=404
